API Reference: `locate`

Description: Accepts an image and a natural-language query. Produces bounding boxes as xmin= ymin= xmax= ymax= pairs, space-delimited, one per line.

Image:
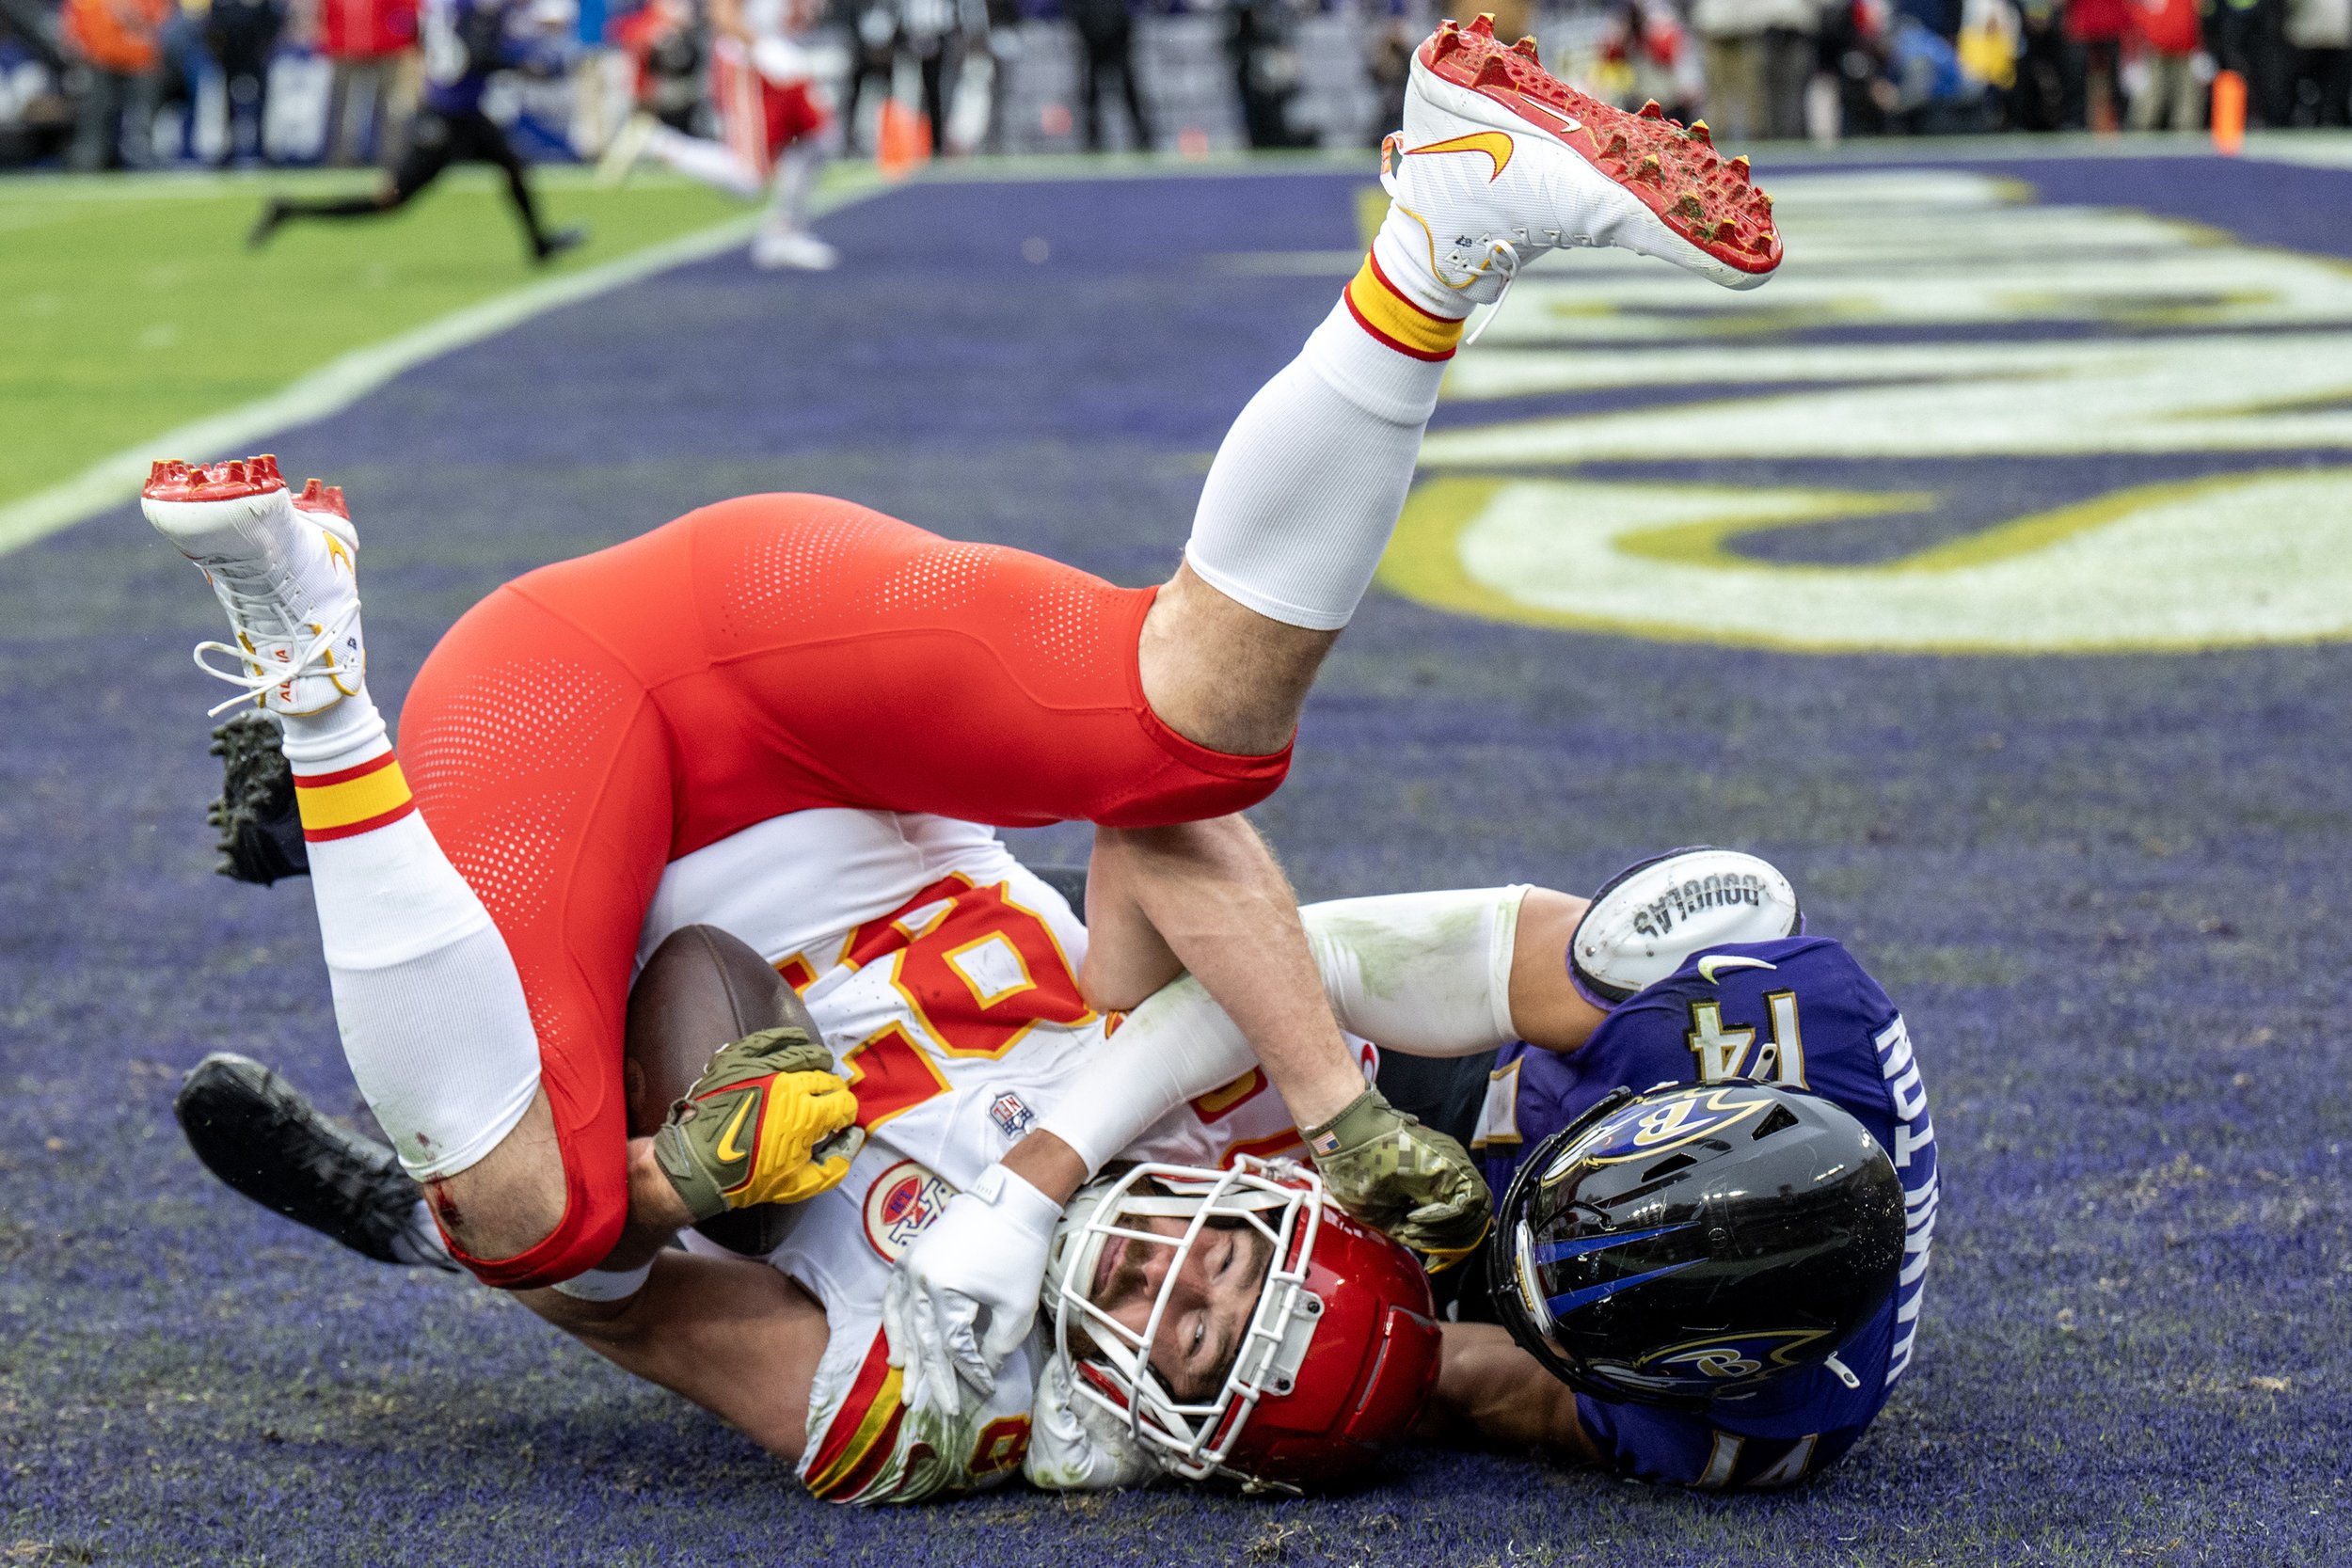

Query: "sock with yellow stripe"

xmin=283 ymin=692 xmax=544 ymax=1185
xmin=1183 ymin=232 xmax=1462 ymax=632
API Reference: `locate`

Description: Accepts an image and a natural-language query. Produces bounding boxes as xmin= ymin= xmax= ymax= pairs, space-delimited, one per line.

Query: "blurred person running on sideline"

xmin=144 ymin=15 xmax=1784 ymax=1417
xmin=249 ymin=0 xmax=582 ymax=261
xmin=598 ymin=0 xmax=837 ymax=270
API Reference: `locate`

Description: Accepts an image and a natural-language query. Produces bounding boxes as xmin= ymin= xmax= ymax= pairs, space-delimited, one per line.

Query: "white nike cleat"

xmin=142 ymin=455 xmax=366 ymax=719
xmin=1376 ymin=15 xmax=1781 ymax=309
xmin=751 ymin=228 xmax=839 ymax=272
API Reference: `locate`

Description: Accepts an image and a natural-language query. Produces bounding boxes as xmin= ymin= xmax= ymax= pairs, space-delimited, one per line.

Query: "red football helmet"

xmin=1045 ymin=1157 xmax=1442 ymax=1492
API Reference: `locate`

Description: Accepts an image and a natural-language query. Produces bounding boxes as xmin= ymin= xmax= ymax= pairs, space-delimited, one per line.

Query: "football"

xmin=625 ymin=923 xmax=822 ymax=1254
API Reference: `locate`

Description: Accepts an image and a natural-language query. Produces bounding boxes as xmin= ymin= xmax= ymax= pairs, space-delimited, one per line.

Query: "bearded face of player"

xmin=1085 ymin=1213 xmax=1275 ymax=1401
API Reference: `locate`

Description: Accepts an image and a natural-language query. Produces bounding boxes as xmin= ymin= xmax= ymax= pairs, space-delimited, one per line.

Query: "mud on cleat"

xmin=143 ymin=455 xmax=366 ymax=719
xmin=1387 ymin=15 xmax=1781 ymax=295
xmin=175 ymin=1052 xmax=461 ymax=1273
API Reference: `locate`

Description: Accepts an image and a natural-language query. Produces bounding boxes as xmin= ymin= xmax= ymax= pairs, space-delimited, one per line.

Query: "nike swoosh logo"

xmin=713 ymin=1094 xmax=757 ymax=1164
xmin=1407 ymin=130 xmax=1516 ymax=182
xmin=1697 ymin=955 xmax=1777 ymax=984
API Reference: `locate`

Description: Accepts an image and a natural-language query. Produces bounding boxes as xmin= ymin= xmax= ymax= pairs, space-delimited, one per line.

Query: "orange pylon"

xmin=876 ymin=100 xmax=932 ymax=180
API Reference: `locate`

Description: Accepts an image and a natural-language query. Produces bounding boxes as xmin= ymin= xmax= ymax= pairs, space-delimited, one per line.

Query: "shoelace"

xmin=190 ymin=563 xmax=359 ymax=718
xmin=1462 ymin=239 xmax=1521 ymax=349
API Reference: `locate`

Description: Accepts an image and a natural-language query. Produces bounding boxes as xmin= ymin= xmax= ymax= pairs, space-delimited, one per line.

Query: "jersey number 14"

xmin=1685 ymin=991 xmax=1808 ymax=1087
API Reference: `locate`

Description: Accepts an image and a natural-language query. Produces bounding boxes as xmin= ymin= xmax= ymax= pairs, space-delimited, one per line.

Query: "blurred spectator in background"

xmin=1364 ymin=5 xmax=1412 ymax=143
xmin=2009 ymin=0 xmax=2071 ymax=125
xmin=205 ymin=0 xmax=283 ymax=163
xmin=1598 ymin=0 xmax=1703 ymax=119
xmin=971 ymin=0 xmax=1021 ymax=151
xmin=2125 ymin=0 xmax=2203 ymax=125
xmin=896 ymin=0 xmax=956 ymax=152
xmin=841 ymin=0 xmax=958 ymax=155
xmin=249 ymin=0 xmax=580 ymax=260
xmin=2212 ymin=0 xmax=2294 ymax=122
xmin=610 ymin=0 xmax=700 ymax=133
xmin=309 ymin=0 xmax=420 ymax=165
xmin=1227 ymin=0 xmax=1312 ymax=148
xmin=2066 ymin=0 xmax=2126 ymax=127
xmin=150 ymin=0 xmax=207 ymax=160
xmin=839 ymin=0 xmax=892 ymax=150
xmin=1956 ymin=0 xmax=2021 ymax=114
xmin=0 ymin=0 xmax=76 ymax=163
xmin=1818 ymin=0 xmax=1893 ymax=135
xmin=63 ymin=0 xmax=171 ymax=166
xmin=1886 ymin=6 xmax=1995 ymax=123
xmin=1693 ymin=0 xmax=1817 ymax=140
xmin=1067 ymin=0 xmax=1150 ymax=150
xmin=2286 ymin=0 xmax=2349 ymax=120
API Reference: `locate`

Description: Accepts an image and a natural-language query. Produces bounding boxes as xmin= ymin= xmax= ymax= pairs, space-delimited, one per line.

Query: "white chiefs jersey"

xmin=645 ymin=809 xmax=1370 ymax=1506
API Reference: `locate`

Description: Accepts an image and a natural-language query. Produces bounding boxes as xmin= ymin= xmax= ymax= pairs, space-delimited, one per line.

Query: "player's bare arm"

xmin=516 ymin=1248 xmax=831 ymax=1463
xmin=1423 ymin=1322 xmax=1602 ymax=1465
xmin=1082 ymin=816 xmax=1364 ymax=1125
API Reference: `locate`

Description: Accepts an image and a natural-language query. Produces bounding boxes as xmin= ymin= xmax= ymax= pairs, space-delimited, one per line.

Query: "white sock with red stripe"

xmin=1183 ymin=228 xmax=1465 ymax=632
xmin=280 ymin=690 xmax=544 ymax=1185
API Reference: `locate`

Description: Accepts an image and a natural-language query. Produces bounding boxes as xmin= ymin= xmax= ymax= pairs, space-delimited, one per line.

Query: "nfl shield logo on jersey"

xmin=862 ymin=1160 xmax=955 ymax=1261
xmin=989 ymin=1090 xmax=1035 ymax=1139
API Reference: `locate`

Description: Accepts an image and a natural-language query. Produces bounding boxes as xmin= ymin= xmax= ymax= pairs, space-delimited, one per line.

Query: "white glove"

xmin=880 ymin=1162 xmax=1062 ymax=1414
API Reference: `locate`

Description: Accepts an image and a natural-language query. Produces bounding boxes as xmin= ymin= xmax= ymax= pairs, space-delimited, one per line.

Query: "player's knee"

xmin=424 ymin=1091 xmax=576 ymax=1264
xmin=1138 ymin=563 xmax=1335 ymax=758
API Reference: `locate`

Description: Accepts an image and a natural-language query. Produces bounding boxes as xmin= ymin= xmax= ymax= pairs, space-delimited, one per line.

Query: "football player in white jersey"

xmin=598 ymin=0 xmax=838 ymax=269
xmin=182 ymin=797 xmax=1623 ymax=1498
xmin=509 ymin=806 xmax=1618 ymax=1498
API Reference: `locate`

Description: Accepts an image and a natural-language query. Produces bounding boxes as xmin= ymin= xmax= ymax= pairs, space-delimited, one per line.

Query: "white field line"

xmin=0 ymin=174 xmax=877 ymax=560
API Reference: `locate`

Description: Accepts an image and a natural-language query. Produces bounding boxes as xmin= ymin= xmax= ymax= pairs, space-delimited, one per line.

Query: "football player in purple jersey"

xmin=248 ymin=0 xmax=582 ymax=262
xmin=1403 ymin=848 xmax=1935 ymax=1490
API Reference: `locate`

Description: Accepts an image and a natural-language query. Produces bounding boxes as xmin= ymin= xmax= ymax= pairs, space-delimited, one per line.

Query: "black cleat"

xmin=175 ymin=1053 xmax=459 ymax=1272
xmin=532 ymin=225 xmax=587 ymax=265
xmin=207 ymin=713 xmax=309 ymax=885
xmin=247 ymin=199 xmax=287 ymax=251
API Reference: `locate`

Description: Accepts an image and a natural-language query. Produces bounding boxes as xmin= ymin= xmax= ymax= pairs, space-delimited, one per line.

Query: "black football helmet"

xmin=1489 ymin=1080 xmax=1905 ymax=1408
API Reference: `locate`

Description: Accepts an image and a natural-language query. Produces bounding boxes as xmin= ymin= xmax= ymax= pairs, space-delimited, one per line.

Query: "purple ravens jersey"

xmin=420 ymin=0 xmax=540 ymax=115
xmin=1472 ymin=936 xmax=1937 ymax=1488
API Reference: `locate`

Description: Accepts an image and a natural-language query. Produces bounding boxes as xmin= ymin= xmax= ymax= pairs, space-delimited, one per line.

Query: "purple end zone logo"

xmin=862 ymin=1160 xmax=954 ymax=1262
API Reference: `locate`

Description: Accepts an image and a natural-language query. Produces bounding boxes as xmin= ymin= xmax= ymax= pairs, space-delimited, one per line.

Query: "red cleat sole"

xmin=294 ymin=477 xmax=349 ymax=520
xmin=1419 ymin=15 xmax=1781 ymax=278
xmin=145 ymin=454 xmax=288 ymax=505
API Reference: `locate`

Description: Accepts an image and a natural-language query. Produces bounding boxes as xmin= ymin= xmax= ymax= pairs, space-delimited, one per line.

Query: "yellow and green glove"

xmin=654 ymin=1026 xmax=864 ymax=1222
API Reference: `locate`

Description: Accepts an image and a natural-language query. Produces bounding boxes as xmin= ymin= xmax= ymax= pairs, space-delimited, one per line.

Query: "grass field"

xmin=4 ymin=148 xmax=2351 ymax=1566
xmin=0 ymin=169 xmax=760 ymax=515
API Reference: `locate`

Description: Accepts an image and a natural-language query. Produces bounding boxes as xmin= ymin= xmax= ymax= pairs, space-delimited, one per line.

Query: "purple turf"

xmin=2 ymin=156 xmax=2348 ymax=1565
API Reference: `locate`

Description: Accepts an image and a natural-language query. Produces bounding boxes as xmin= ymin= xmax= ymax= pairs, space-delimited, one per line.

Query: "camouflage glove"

xmin=1303 ymin=1087 xmax=1492 ymax=1261
xmin=654 ymin=1027 xmax=866 ymax=1223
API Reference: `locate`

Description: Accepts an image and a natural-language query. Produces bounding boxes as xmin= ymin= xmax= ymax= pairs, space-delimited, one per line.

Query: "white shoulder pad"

xmin=1024 ymin=1354 xmax=1162 ymax=1493
xmin=1570 ymin=847 xmax=1801 ymax=1006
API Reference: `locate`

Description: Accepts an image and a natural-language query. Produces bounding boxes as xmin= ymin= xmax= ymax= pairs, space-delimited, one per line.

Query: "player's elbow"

xmin=1077 ymin=943 xmax=1168 ymax=1014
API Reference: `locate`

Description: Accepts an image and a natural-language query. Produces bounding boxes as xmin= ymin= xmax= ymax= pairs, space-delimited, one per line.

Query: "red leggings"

xmin=399 ymin=496 xmax=1289 ymax=1286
